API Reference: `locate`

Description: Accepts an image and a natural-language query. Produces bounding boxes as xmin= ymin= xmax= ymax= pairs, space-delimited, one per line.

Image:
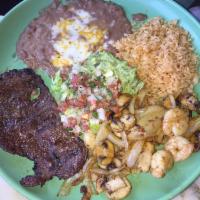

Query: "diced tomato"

xmin=60 ymin=69 xmax=69 ymax=80
xmin=96 ymin=100 xmax=109 ymax=109
xmin=71 ymin=74 xmax=88 ymax=89
xmin=80 ymin=74 xmax=89 ymax=86
xmin=81 ymin=119 xmax=89 ymax=131
xmin=65 ymin=117 xmax=77 ymax=128
xmin=110 ymin=105 xmax=121 ymax=114
xmin=58 ymin=102 xmax=68 ymax=112
xmin=108 ymin=81 xmax=120 ymax=98
xmin=81 ymin=113 xmax=89 ymax=120
xmin=67 ymin=95 xmax=87 ymax=108
xmin=71 ymin=74 xmax=79 ymax=89
xmin=88 ymin=98 xmax=97 ymax=108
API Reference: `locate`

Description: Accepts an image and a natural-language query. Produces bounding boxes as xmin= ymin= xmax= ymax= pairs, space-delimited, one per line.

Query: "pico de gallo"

xmin=51 ymin=51 xmax=143 ymax=135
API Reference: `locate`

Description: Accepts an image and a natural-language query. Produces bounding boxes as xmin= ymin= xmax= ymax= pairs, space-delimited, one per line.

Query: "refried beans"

xmin=16 ymin=0 xmax=132 ymax=75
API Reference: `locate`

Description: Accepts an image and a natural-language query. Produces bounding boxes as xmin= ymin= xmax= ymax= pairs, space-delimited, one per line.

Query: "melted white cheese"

xmin=51 ymin=9 xmax=106 ymax=68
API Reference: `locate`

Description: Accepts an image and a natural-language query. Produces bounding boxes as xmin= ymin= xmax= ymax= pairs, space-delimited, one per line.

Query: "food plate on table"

xmin=0 ymin=0 xmax=200 ymax=200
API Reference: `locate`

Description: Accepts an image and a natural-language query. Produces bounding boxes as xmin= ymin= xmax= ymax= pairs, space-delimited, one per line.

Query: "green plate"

xmin=0 ymin=0 xmax=200 ymax=200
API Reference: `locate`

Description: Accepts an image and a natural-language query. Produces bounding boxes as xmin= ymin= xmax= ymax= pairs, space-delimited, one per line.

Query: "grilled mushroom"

xmin=105 ymin=176 xmax=131 ymax=200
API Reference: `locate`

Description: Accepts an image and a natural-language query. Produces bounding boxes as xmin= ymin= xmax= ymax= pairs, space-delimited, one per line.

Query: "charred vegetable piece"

xmin=94 ymin=140 xmax=115 ymax=169
xmin=179 ymin=93 xmax=200 ymax=111
xmin=30 ymin=88 xmax=40 ymax=101
xmin=186 ymin=116 xmax=200 ymax=138
xmin=194 ymin=131 xmax=200 ymax=152
xmin=96 ymin=123 xmax=111 ymax=144
xmin=116 ymin=94 xmax=131 ymax=107
xmin=80 ymin=185 xmax=91 ymax=200
xmin=120 ymin=113 xmax=135 ymax=131
xmin=83 ymin=131 xmax=96 ymax=150
xmin=163 ymin=95 xmax=176 ymax=109
xmin=132 ymin=13 xmax=147 ymax=21
xmin=128 ymin=126 xmax=149 ymax=141
xmin=110 ymin=119 xmax=124 ymax=136
xmin=136 ymin=106 xmax=165 ymax=135
xmin=137 ymin=142 xmax=155 ymax=172
xmin=126 ymin=141 xmax=144 ymax=168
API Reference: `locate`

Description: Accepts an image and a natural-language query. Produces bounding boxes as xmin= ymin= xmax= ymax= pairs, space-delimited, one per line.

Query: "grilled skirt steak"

xmin=0 ymin=69 xmax=87 ymax=187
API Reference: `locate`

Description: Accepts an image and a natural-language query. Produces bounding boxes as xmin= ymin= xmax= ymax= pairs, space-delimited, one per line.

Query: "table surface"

xmin=1 ymin=176 xmax=200 ymax=200
xmin=0 ymin=0 xmax=200 ymax=200
xmin=0 ymin=177 xmax=26 ymax=200
xmin=0 ymin=0 xmax=200 ymax=15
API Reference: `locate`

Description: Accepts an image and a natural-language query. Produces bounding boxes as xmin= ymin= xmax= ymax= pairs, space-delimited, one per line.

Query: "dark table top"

xmin=0 ymin=0 xmax=200 ymax=15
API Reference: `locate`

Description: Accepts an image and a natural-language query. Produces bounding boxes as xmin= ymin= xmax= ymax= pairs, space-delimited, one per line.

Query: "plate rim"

xmin=0 ymin=0 xmax=200 ymax=200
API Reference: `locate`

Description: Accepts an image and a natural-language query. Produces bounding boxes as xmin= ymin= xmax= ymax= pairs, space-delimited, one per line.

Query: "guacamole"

xmin=82 ymin=51 xmax=143 ymax=95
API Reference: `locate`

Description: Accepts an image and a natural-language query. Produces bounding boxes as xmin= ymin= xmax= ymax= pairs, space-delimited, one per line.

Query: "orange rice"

xmin=114 ymin=17 xmax=198 ymax=104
